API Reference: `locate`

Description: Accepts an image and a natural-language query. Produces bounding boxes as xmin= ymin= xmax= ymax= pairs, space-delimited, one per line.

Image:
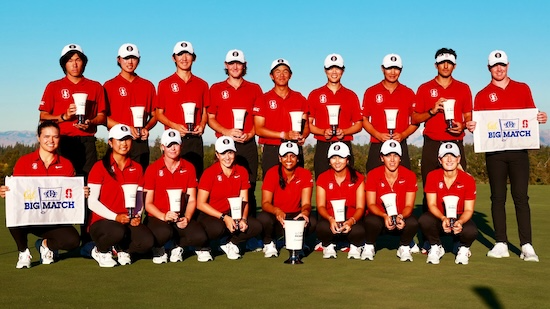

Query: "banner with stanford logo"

xmin=472 ymin=108 xmax=540 ymax=153
xmin=4 ymin=176 xmax=85 ymax=227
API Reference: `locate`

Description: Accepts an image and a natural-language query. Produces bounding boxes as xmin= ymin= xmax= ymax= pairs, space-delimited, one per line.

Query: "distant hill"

xmin=0 ymin=131 xmax=37 ymax=146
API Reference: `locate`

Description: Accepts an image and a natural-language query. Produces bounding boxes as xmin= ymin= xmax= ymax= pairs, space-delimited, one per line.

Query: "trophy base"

xmin=284 ymin=249 xmax=303 ymax=264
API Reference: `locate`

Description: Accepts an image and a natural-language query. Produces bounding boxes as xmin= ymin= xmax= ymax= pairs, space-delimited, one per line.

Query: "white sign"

xmin=5 ymin=176 xmax=85 ymax=227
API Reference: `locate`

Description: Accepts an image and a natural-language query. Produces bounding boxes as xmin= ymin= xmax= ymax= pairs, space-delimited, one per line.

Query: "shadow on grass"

xmin=473 ymin=286 xmax=504 ymax=309
xmin=471 ymin=210 xmax=520 ymax=256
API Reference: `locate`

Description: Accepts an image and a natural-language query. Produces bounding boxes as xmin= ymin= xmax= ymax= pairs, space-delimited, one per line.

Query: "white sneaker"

xmin=322 ymin=243 xmax=337 ymax=259
xmin=170 ymin=246 xmax=184 ymax=263
xmin=361 ymin=244 xmax=375 ymax=261
xmin=91 ymin=246 xmax=118 ymax=267
xmin=347 ymin=244 xmax=362 ymax=259
xmin=397 ymin=245 xmax=413 ymax=262
xmin=117 ymin=251 xmax=132 ymax=265
xmin=152 ymin=247 xmax=168 ymax=264
xmin=455 ymin=246 xmax=471 ymax=265
xmin=487 ymin=242 xmax=510 ymax=258
xmin=16 ymin=248 xmax=32 ymax=269
xmin=263 ymin=241 xmax=278 ymax=258
xmin=39 ymin=242 xmax=55 ymax=265
xmin=220 ymin=242 xmax=241 ymax=260
xmin=520 ymin=243 xmax=539 ymax=262
xmin=426 ymin=244 xmax=445 ymax=264
xmin=195 ymin=250 xmax=213 ymax=262
xmin=410 ymin=242 xmax=420 ymax=254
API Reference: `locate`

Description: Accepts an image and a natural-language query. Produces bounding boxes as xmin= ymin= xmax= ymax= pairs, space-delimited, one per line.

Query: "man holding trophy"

xmin=307 ymin=53 xmax=362 ymax=179
xmin=156 ymin=41 xmax=209 ymax=178
xmin=104 ymin=43 xmax=157 ymax=171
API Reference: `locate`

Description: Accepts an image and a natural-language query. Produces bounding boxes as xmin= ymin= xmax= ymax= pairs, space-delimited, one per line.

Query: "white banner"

xmin=472 ymin=108 xmax=540 ymax=153
xmin=5 ymin=176 xmax=85 ymax=227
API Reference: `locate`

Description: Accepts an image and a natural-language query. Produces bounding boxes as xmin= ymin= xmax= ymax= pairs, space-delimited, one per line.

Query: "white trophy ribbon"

xmin=289 ymin=111 xmax=303 ymax=133
xmin=443 ymin=99 xmax=455 ymax=129
xmin=384 ymin=109 xmax=398 ymax=135
xmin=181 ymin=102 xmax=196 ymax=131
xmin=284 ymin=220 xmax=306 ymax=250
xmin=166 ymin=189 xmax=183 ymax=213
xmin=228 ymin=197 xmax=243 ymax=220
xmin=327 ymin=105 xmax=340 ymax=136
xmin=330 ymin=199 xmax=346 ymax=223
xmin=443 ymin=195 xmax=459 ymax=227
xmin=72 ymin=93 xmax=88 ymax=124
xmin=232 ymin=109 xmax=247 ymax=130
xmin=130 ymin=106 xmax=145 ymax=128
xmin=380 ymin=192 xmax=398 ymax=226
xmin=121 ymin=184 xmax=138 ymax=216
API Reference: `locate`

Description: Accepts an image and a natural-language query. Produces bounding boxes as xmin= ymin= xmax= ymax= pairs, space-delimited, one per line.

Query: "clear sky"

xmin=1 ymin=0 xmax=549 ymax=144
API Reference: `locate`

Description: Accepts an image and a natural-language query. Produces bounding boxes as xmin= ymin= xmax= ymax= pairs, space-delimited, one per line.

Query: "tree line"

xmin=2 ymin=139 xmax=550 ymax=185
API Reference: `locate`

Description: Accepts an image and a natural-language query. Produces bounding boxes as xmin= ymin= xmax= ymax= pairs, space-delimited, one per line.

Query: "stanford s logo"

xmin=489 ymin=93 xmax=498 ymax=102
xmin=430 ymin=89 xmax=438 ymax=98
xmin=119 ymin=87 xmax=127 ymax=97
xmin=61 ymin=89 xmax=70 ymax=99
xmin=171 ymin=83 xmax=179 ymax=92
xmin=65 ymin=188 xmax=72 ymax=199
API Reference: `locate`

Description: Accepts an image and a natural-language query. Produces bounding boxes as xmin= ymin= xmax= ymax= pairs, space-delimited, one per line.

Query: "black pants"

xmin=59 ymin=135 xmax=97 ymax=180
xmin=314 ymin=140 xmax=354 ymax=180
xmin=9 ymin=225 xmax=80 ymax=252
xmin=256 ymin=211 xmax=317 ymax=244
xmin=418 ymin=212 xmax=478 ymax=247
xmin=197 ymin=212 xmax=262 ymax=247
xmin=363 ymin=214 xmax=418 ymax=246
xmin=235 ymin=139 xmax=259 ymax=217
xmin=90 ymin=220 xmax=154 ymax=254
xmin=261 ymin=144 xmax=304 ymax=179
xmin=486 ymin=150 xmax=532 ymax=245
xmin=365 ymin=140 xmax=411 ymax=174
xmin=146 ymin=216 xmax=208 ymax=248
xmin=181 ymin=135 xmax=204 ymax=179
xmin=316 ymin=218 xmax=365 ymax=247
xmin=129 ymin=138 xmax=150 ymax=171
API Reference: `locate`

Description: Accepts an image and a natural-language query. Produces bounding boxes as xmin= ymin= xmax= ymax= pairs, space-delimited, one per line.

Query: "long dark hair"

xmin=101 ymin=145 xmax=116 ymax=180
xmin=347 ymin=162 xmax=358 ymax=184
xmin=278 ymin=163 xmax=287 ymax=190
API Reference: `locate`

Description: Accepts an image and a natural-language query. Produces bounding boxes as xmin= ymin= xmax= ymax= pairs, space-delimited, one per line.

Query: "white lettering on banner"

xmin=472 ymin=108 xmax=540 ymax=153
xmin=4 ymin=176 xmax=85 ymax=227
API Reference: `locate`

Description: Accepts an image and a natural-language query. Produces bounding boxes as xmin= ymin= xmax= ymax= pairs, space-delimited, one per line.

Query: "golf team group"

xmin=0 ymin=41 xmax=547 ymax=268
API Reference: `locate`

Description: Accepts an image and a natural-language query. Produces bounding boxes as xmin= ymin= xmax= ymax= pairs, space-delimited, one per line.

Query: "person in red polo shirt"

xmin=362 ymin=53 xmax=418 ymax=173
xmin=257 ymin=142 xmax=316 ymax=258
xmin=254 ymin=58 xmax=310 ymax=177
xmin=104 ymin=43 xmax=157 ymax=171
xmin=0 ymin=121 xmax=81 ymax=269
xmin=467 ymin=50 xmax=547 ymax=262
xmin=419 ymin=142 xmax=477 ymax=265
xmin=308 ymin=54 xmax=362 ymax=179
xmin=363 ymin=140 xmax=418 ymax=262
xmin=87 ymin=124 xmax=154 ymax=267
xmin=316 ymin=142 xmax=365 ymax=259
xmin=144 ymin=129 xmax=208 ymax=263
xmin=156 ymin=41 xmax=209 ymax=178
xmin=196 ymin=136 xmax=262 ymax=260
xmin=208 ymin=49 xmax=263 ymax=218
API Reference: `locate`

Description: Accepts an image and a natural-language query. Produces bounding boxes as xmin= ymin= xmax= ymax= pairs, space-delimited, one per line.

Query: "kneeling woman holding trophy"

xmin=316 ymin=142 xmax=365 ymax=259
xmin=363 ymin=140 xmax=419 ymax=262
xmin=196 ymin=136 xmax=262 ymax=260
xmin=144 ymin=129 xmax=208 ymax=264
xmin=87 ymin=124 xmax=154 ymax=267
xmin=257 ymin=142 xmax=317 ymax=259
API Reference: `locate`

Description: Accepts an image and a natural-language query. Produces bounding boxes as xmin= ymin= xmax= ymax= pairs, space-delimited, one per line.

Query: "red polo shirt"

xmin=424 ymin=169 xmax=476 ymax=216
xmin=362 ymin=82 xmax=416 ymax=143
xmin=415 ymin=78 xmax=472 ymax=140
xmin=87 ymin=156 xmax=144 ymax=225
xmin=365 ymin=165 xmax=418 ymax=214
xmin=254 ymin=88 xmax=308 ymax=145
xmin=104 ymin=74 xmax=157 ymax=127
xmin=316 ymin=169 xmax=364 ymax=218
xmin=308 ymin=85 xmax=362 ymax=142
xmin=156 ymin=73 xmax=210 ymax=128
xmin=474 ymin=79 xmax=535 ymax=111
xmin=144 ymin=156 xmax=197 ymax=215
xmin=198 ymin=162 xmax=250 ymax=213
xmin=39 ymin=76 xmax=107 ymax=137
xmin=13 ymin=150 xmax=75 ymax=176
xmin=262 ymin=165 xmax=313 ymax=213
xmin=208 ymin=79 xmax=263 ymax=138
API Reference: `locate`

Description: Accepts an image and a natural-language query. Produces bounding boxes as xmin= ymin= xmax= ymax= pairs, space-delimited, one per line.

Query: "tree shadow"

xmin=473 ymin=286 xmax=504 ymax=309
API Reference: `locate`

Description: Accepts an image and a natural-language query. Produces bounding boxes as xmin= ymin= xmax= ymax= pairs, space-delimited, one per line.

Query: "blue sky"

xmin=1 ymin=0 xmax=549 ymax=144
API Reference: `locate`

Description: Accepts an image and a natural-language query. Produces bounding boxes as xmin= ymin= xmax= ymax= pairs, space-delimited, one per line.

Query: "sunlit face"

xmin=118 ymin=56 xmax=139 ymax=74
xmin=162 ymin=142 xmax=181 ymax=160
xmin=325 ymin=66 xmax=343 ymax=84
xmin=329 ymin=155 xmax=348 ymax=173
xmin=216 ymin=150 xmax=235 ymax=168
xmin=37 ymin=126 xmax=60 ymax=153
xmin=109 ymin=138 xmax=132 ymax=156
xmin=173 ymin=52 xmax=194 ymax=71
xmin=382 ymin=67 xmax=401 ymax=83
xmin=279 ymin=153 xmax=298 ymax=171
xmin=489 ymin=64 xmax=508 ymax=82
xmin=435 ymin=61 xmax=455 ymax=78
xmin=439 ymin=154 xmax=460 ymax=171
xmin=225 ymin=61 xmax=245 ymax=78
xmin=270 ymin=65 xmax=291 ymax=86
xmin=65 ymin=53 xmax=84 ymax=78
xmin=381 ymin=153 xmax=401 ymax=172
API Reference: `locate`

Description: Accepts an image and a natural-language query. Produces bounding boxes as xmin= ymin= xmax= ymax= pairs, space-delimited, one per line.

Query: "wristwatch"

xmin=220 ymin=214 xmax=226 ymax=221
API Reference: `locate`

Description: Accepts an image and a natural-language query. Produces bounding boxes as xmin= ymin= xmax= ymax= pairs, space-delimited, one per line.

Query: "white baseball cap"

xmin=225 ymin=49 xmax=245 ymax=63
xmin=270 ymin=58 xmax=291 ymax=72
xmin=173 ymin=41 xmax=194 ymax=55
xmin=382 ymin=53 xmax=403 ymax=69
xmin=279 ymin=142 xmax=299 ymax=156
xmin=61 ymin=44 xmax=83 ymax=57
xmin=118 ymin=43 xmax=140 ymax=58
xmin=438 ymin=142 xmax=461 ymax=157
xmin=324 ymin=53 xmax=344 ymax=69
xmin=380 ymin=140 xmax=402 ymax=156
xmin=327 ymin=142 xmax=350 ymax=158
xmin=109 ymin=124 xmax=133 ymax=140
xmin=215 ymin=136 xmax=236 ymax=153
xmin=435 ymin=53 xmax=456 ymax=65
xmin=161 ymin=129 xmax=181 ymax=147
xmin=488 ymin=50 xmax=508 ymax=66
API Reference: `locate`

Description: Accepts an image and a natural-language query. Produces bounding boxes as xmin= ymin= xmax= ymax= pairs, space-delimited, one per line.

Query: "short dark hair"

xmin=59 ymin=50 xmax=88 ymax=74
xmin=435 ymin=48 xmax=457 ymax=60
xmin=37 ymin=120 xmax=60 ymax=137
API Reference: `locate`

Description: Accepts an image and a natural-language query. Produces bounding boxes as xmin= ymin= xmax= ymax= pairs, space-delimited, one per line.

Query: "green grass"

xmin=1 ymin=183 xmax=549 ymax=308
